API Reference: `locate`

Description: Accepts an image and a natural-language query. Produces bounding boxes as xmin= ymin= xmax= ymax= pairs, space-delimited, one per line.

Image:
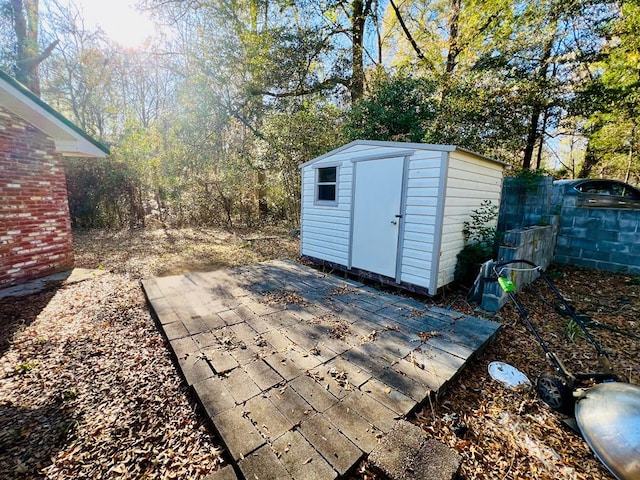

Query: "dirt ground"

xmin=1 ymin=227 xmax=638 ymax=479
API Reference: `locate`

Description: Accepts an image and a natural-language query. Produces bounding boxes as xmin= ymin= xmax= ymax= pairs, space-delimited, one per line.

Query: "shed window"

xmin=317 ymin=167 xmax=337 ymax=202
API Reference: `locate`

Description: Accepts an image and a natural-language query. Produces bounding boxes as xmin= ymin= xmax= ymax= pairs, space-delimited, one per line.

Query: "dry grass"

xmin=73 ymin=226 xmax=299 ymax=279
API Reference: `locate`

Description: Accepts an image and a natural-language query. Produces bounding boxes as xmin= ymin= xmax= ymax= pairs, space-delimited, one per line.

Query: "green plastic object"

xmin=498 ymin=277 xmax=515 ymax=292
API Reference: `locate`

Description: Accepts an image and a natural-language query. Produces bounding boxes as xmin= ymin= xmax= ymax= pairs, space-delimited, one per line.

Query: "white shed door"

xmin=351 ymin=157 xmax=404 ymax=278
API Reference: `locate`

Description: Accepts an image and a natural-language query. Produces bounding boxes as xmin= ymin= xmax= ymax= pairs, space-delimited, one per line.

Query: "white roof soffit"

xmin=0 ymin=75 xmax=108 ymax=158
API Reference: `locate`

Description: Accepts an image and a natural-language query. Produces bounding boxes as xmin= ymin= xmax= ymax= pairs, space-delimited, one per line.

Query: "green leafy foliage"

xmin=456 ymin=200 xmax=499 ymax=287
xmin=0 ymin=0 xmax=634 ymax=231
xmin=507 ymin=168 xmax=549 ymax=191
xmin=577 ymin=0 xmax=640 ymax=181
xmin=565 ymin=318 xmax=587 ymax=343
xmin=15 ymin=361 xmax=38 ymax=375
xmin=65 ymin=158 xmax=145 ymax=229
xmin=344 ymin=70 xmax=438 ymax=142
xmin=260 ymin=103 xmax=345 ymax=225
xmin=462 ymin=200 xmax=498 ymax=245
xmin=455 ymin=242 xmax=494 ymax=287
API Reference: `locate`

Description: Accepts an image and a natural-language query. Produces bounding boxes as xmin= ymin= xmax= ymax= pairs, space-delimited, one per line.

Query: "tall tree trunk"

xmin=522 ymin=5 xmax=556 ymax=170
xmin=257 ymin=169 xmax=268 ymax=219
xmin=522 ymin=107 xmax=541 ymax=170
xmin=350 ymin=0 xmax=366 ymax=102
xmin=624 ymin=122 xmax=636 ymax=183
xmin=535 ymin=108 xmax=549 ymax=169
xmin=350 ymin=0 xmax=373 ymax=103
xmin=10 ymin=0 xmax=58 ymax=96
xmin=445 ymin=0 xmax=462 ymax=74
xmin=578 ymin=142 xmax=598 ymax=178
xmin=431 ymin=0 xmax=462 ymax=142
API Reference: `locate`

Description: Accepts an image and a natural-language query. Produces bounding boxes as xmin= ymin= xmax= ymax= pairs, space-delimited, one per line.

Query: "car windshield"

xmin=575 ymin=181 xmax=640 ymax=199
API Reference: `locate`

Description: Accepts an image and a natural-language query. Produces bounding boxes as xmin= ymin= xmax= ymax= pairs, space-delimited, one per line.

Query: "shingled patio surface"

xmin=142 ymin=260 xmax=501 ymax=479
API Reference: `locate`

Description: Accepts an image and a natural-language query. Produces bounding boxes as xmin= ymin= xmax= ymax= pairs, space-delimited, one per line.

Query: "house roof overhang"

xmin=0 ymin=70 xmax=109 ymax=158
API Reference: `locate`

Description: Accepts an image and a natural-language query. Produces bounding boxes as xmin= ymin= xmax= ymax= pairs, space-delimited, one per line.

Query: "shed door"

xmin=351 ymin=157 xmax=404 ymax=278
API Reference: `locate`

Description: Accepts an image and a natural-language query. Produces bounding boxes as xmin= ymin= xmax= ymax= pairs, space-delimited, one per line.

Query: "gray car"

xmin=554 ymin=179 xmax=640 ymax=209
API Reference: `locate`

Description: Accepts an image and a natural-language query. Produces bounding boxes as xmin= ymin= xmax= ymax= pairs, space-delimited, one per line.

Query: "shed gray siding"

xmin=301 ymin=164 xmax=352 ymax=265
xmin=301 ymin=143 xmax=374 ymax=265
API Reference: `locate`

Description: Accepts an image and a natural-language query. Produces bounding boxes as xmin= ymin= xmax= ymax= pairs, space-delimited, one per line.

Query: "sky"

xmin=70 ymin=0 xmax=158 ymax=47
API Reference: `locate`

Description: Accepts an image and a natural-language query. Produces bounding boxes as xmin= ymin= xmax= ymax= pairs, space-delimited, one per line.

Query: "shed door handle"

xmin=395 ymin=214 xmax=403 ymax=218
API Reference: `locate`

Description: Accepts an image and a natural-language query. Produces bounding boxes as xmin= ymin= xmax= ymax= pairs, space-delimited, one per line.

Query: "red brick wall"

xmin=0 ymin=106 xmax=74 ymax=289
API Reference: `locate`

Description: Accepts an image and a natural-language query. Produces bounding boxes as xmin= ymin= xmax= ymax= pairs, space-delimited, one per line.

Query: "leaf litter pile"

xmin=259 ymin=289 xmax=308 ymax=307
xmin=2 ymin=225 xmax=639 ymax=480
xmin=0 ymin=274 xmax=224 ymax=479
xmin=404 ymin=265 xmax=639 ymax=480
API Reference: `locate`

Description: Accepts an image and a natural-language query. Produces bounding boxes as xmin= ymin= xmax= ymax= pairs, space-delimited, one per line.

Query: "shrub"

xmin=455 ymin=200 xmax=499 ymax=287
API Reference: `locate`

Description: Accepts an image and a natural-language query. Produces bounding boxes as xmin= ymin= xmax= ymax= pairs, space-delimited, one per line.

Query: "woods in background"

xmin=0 ymin=0 xmax=637 ymax=229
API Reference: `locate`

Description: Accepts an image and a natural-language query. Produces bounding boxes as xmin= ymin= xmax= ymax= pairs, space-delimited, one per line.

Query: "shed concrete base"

xmin=142 ymin=260 xmax=499 ymax=479
xmin=369 ymin=420 xmax=461 ymax=480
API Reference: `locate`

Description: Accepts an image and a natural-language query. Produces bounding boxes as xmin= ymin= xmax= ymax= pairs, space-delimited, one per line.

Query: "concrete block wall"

xmin=555 ymin=195 xmax=640 ymax=274
xmin=481 ymin=222 xmax=558 ymax=311
xmin=0 ymin=106 xmax=74 ymax=289
xmin=497 ymin=176 xmax=553 ymax=231
xmin=482 ymin=174 xmax=640 ymax=311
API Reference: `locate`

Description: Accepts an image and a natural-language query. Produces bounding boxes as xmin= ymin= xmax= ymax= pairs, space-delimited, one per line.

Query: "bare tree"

xmin=9 ymin=0 xmax=58 ymax=95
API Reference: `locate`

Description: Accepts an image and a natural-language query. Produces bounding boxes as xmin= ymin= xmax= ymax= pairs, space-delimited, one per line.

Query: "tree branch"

xmin=16 ymin=39 xmax=60 ymax=67
xmin=252 ymin=77 xmax=348 ymax=98
xmin=388 ymin=0 xmax=425 ymax=61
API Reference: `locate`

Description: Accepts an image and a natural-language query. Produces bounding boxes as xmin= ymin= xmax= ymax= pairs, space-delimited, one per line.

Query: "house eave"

xmin=0 ymin=70 xmax=109 ymax=158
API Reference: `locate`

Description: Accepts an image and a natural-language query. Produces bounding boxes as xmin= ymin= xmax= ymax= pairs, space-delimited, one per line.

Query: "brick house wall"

xmin=0 ymin=106 xmax=74 ymax=289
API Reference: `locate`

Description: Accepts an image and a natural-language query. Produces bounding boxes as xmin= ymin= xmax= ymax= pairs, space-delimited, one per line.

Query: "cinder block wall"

xmin=481 ymin=175 xmax=640 ymax=310
xmin=497 ymin=176 xmax=553 ymax=231
xmin=481 ymin=222 xmax=559 ymax=311
xmin=555 ymin=195 xmax=640 ymax=274
xmin=0 ymin=106 xmax=74 ymax=289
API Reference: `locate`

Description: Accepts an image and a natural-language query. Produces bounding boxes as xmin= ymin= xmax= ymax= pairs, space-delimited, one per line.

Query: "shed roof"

xmin=0 ymin=69 xmax=109 ymax=158
xmin=299 ymin=140 xmax=506 ymax=169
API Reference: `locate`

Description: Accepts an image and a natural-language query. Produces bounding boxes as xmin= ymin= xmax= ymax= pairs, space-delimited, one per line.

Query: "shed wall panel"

xmin=402 ymin=272 xmax=432 ymax=286
xmin=300 ymin=158 xmax=353 ymax=263
xmin=404 ymin=222 xmax=436 ymax=235
xmin=403 ymin=255 xmax=432 ymax=270
xmin=436 ymin=152 xmax=504 ymax=289
xmin=402 ymin=238 xmax=435 ymax=256
xmin=300 ymin=142 xmax=504 ymax=294
xmin=398 ymin=151 xmax=442 ymax=289
xmin=303 ymin=231 xmax=349 ymax=246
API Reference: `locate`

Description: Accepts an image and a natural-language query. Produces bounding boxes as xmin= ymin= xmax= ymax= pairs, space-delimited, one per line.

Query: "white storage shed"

xmin=299 ymin=140 xmax=506 ymax=295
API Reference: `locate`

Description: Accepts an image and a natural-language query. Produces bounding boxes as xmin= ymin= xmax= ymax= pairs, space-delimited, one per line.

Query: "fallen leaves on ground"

xmin=409 ymin=264 xmax=639 ymax=480
xmin=359 ymin=330 xmax=378 ymax=344
xmin=418 ymin=331 xmax=442 ymax=343
xmin=329 ymin=319 xmax=351 ymax=341
xmin=0 ymin=274 xmax=224 ymax=479
xmin=3 ymin=228 xmax=639 ymax=480
xmin=328 ymin=367 xmax=350 ymax=388
xmin=330 ymin=285 xmax=360 ymax=296
xmin=260 ymin=290 xmax=308 ymax=306
xmin=73 ymin=226 xmax=299 ymax=279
